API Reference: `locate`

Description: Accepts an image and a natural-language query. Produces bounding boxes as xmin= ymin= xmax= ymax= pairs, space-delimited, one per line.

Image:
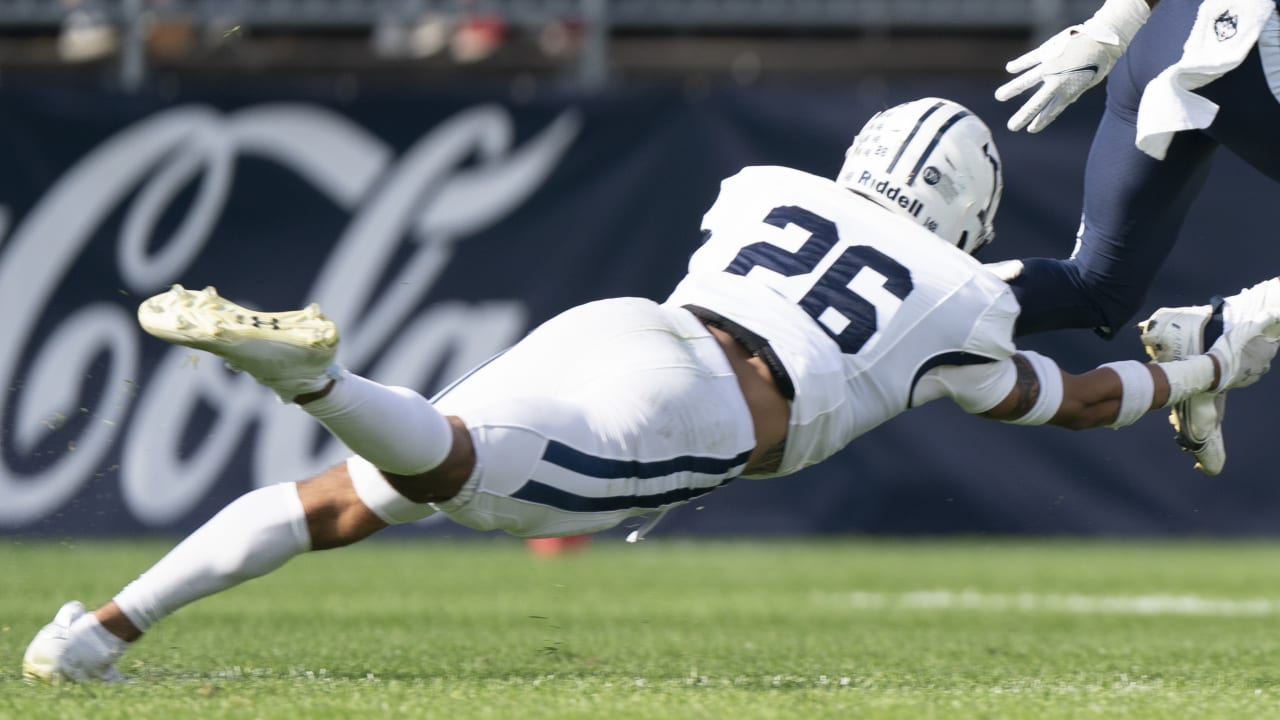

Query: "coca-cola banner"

xmin=4 ymin=82 xmax=1280 ymax=537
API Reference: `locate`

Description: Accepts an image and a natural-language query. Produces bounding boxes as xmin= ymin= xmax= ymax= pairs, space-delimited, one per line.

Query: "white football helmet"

xmin=837 ymin=97 xmax=1003 ymax=255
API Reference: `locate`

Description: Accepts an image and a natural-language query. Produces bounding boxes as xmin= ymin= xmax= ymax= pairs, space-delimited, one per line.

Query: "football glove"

xmin=1212 ymin=277 xmax=1280 ymax=389
xmin=1207 ymin=326 xmax=1280 ymax=392
xmin=995 ymin=0 xmax=1151 ymax=133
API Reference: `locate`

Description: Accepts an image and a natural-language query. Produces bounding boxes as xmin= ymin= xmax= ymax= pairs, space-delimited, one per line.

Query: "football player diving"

xmin=24 ymin=97 xmax=1280 ymax=683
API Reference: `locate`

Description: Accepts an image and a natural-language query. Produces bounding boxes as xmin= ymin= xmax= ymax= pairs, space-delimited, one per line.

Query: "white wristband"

xmin=1159 ymin=355 xmax=1218 ymax=405
xmin=1100 ymin=360 xmax=1154 ymax=428
xmin=1083 ymin=0 xmax=1152 ymax=46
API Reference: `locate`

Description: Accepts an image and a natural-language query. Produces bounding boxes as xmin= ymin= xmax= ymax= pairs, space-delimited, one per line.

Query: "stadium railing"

xmin=0 ymin=0 xmax=1104 ymax=89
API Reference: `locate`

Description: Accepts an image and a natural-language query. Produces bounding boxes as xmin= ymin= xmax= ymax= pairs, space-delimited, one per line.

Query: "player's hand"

xmin=995 ymin=26 xmax=1123 ymax=133
xmin=995 ymin=0 xmax=1151 ymax=133
xmin=1207 ymin=330 xmax=1280 ymax=391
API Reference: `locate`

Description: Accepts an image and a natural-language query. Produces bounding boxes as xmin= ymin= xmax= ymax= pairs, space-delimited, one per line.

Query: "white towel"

xmin=1258 ymin=11 xmax=1280 ymax=100
xmin=1135 ymin=0 xmax=1276 ymax=159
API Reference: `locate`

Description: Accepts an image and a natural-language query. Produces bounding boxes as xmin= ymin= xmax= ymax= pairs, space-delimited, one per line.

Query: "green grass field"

xmin=5 ymin=538 xmax=1280 ymax=719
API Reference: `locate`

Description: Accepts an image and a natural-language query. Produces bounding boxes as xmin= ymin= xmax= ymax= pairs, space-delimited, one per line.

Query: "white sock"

xmin=301 ymin=371 xmax=453 ymax=476
xmin=66 ymin=614 xmax=128 ymax=665
xmin=112 ymin=482 xmax=310 ymax=633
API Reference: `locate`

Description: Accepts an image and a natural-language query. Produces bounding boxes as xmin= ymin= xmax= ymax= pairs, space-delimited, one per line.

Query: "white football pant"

xmin=348 ymin=298 xmax=757 ymax=537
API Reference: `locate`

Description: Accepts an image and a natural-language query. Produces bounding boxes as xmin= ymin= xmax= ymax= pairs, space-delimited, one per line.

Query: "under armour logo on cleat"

xmin=251 ymin=316 xmax=280 ymax=329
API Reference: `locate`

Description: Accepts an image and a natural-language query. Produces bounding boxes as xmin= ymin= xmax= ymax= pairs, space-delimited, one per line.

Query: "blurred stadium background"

xmin=0 ymin=0 xmax=1104 ymax=87
xmin=2 ymin=0 xmax=1280 ymax=541
xmin=11 ymin=3 xmax=1280 ymax=716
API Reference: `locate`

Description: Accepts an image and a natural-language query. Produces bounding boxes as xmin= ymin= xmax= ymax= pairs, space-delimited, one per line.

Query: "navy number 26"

xmin=725 ymin=205 xmax=913 ymax=355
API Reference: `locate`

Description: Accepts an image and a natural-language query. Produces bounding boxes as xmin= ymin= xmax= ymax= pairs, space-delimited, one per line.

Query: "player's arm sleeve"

xmin=912 ymin=280 xmax=1054 ymax=419
xmin=915 ymin=358 xmax=1020 ymax=414
xmin=912 ymin=283 xmax=1021 ymax=412
xmin=917 ymin=353 xmax=1065 ymax=425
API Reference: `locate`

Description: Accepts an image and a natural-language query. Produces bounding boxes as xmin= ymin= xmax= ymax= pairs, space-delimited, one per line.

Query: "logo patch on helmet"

xmin=930 ymin=168 xmax=961 ymax=203
xmin=920 ymin=165 xmax=960 ymax=202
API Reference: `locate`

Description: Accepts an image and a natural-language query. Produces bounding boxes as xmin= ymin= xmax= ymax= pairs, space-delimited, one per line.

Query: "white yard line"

xmin=814 ymin=590 xmax=1280 ymax=616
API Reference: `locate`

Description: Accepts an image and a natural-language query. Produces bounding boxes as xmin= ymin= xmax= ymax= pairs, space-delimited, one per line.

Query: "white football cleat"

xmin=138 ymin=284 xmax=341 ymax=401
xmin=1139 ymin=301 xmax=1226 ymax=475
xmin=23 ymin=601 xmax=126 ymax=684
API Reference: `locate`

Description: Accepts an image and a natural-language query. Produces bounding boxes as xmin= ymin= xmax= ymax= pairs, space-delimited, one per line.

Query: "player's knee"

xmin=382 ymin=469 xmax=465 ymax=504
xmin=1091 ymin=290 xmax=1146 ymax=333
xmin=298 ymin=464 xmax=387 ymax=549
xmin=382 ymin=417 xmax=475 ymax=504
xmin=1073 ymin=271 xmax=1149 ymax=337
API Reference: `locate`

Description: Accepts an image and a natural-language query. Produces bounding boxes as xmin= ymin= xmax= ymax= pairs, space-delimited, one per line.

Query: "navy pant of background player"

xmin=1008 ymin=0 xmax=1280 ymax=337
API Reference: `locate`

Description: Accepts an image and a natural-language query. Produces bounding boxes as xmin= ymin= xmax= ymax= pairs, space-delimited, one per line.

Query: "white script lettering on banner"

xmin=0 ymin=103 xmax=580 ymax=527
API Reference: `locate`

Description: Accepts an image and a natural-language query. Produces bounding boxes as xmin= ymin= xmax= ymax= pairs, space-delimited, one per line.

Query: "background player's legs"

xmin=1007 ymin=104 xmax=1216 ymax=337
xmin=1199 ymin=45 xmax=1280 ymax=183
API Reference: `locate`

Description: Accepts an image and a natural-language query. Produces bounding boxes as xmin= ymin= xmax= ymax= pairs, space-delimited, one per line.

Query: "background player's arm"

xmin=995 ymin=0 xmax=1155 ymax=132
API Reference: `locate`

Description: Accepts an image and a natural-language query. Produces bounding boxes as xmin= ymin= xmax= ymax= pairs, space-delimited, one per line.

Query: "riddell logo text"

xmin=857 ymin=171 xmax=924 ymax=217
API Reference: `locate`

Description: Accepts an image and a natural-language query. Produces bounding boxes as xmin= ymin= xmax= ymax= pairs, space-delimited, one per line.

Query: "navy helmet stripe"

xmin=885 ymin=100 xmax=945 ymax=174
xmin=542 ymin=440 xmax=751 ymax=479
xmin=979 ymin=142 xmax=1001 ymax=219
xmin=510 ymin=477 xmax=733 ymax=513
xmin=906 ymin=110 xmax=971 ymax=186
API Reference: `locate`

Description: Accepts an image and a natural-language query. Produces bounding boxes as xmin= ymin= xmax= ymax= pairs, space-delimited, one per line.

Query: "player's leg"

xmin=105 ymin=462 xmax=390 ymax=637
xmin=1197 ymin=13 xmax=1280 ymax=183
xmin=25 ymin=286 xmax=480 ymax=682
xmin=22 ymin=462 xmax=395 ymax=683
xmin=1137 ymin=12 xmax=1280 ymax=473
xmin=1005 ymin=101 xmax=1217 ymax=338
xmin=1000 ymin=2 xmax=1225 ymax=471
xmin=1138 ymin=6 xmax=1280 ymax=348
xmin=130 ymin=280 xmax=481 ymax=573
xmin=422 ymin=300 xmax=757 ymax=540
xmin=45 ymin=418 xmax=478 ymax=684
xmin=131 ymin=286 xmax=754 ymax=533
xmin=137 ymin=285 xmax=461 ymax=479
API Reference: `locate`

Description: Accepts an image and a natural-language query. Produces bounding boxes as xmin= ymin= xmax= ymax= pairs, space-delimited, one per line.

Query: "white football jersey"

xmin=665 ymin=165 xmax=1022 ymax=476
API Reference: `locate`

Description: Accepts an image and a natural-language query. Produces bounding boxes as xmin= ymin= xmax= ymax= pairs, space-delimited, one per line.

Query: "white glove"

xmin=1213 ymin=277 xmax=1280 ymax=389
xmin=995 ymin=0 xmax=1151 ymax=133
xmin=1208 ymin=329 xmax=1280 ymax=391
